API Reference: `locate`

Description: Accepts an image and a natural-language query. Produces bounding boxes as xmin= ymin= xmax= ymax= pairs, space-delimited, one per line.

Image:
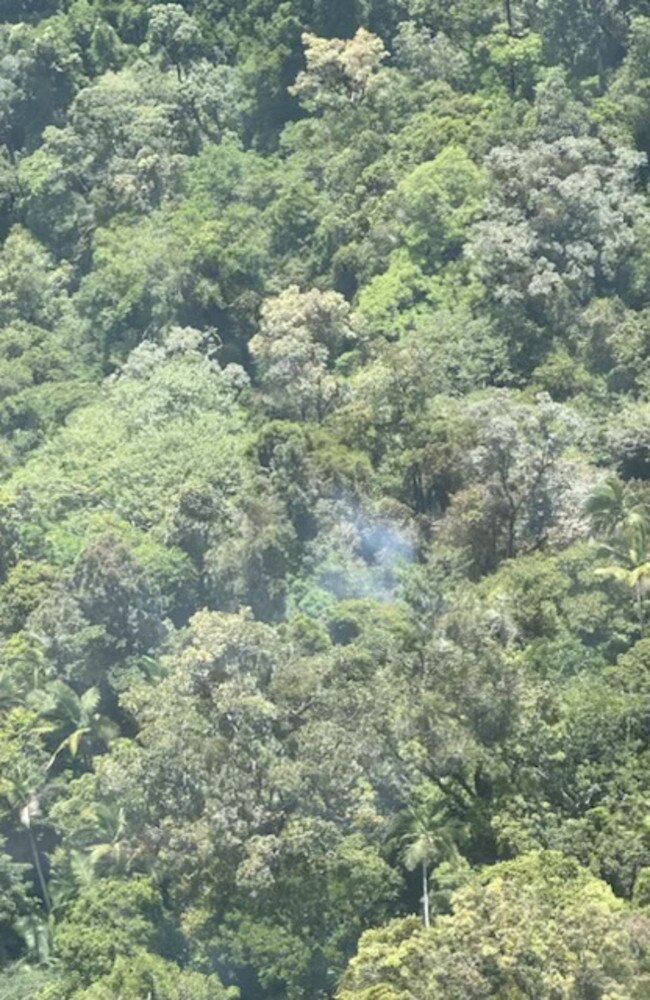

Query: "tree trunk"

xmin=636 ymin=581 xmax=645 ymax=637
xmin=26 ymin=825 xmax=51 ymax=917
xmin=503 ymin=0 xmax=517 ymax=95
xmin=504 ymin=0 xmax=514 ymax=34
xmin=422 ymin=859 xmax=430 ymax=929
xmin=596 ymin=46 xmax=605 ymax=96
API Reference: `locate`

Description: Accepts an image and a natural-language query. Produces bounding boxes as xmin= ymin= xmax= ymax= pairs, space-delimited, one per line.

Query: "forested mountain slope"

xmin=4 ymin=2 xmax=650 ymax=997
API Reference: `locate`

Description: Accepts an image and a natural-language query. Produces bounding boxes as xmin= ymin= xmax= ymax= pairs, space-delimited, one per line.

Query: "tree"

xmin=92 ymin=608 xmax=403 ymax=998
xmin=0 ymin=228 xmax=73 ymax=330
xmin=395 ymin=145 xmax=487 ymax=269
xmin=612 ymin=16 xmax=650 ymax=151
xmin=590 ymin=483 xmax=650 ymax=633
xmin=250 ymin=286 xmax=359 ymax=422
xmin=146 ymin=4 xmax=203 ymax=79
xmin=390 ymin=799 xmax=441 ymax=929
xmin=585 ymin=476 xmax=632 ymax=535
xmin=338 ymin=852 xmax=650 ymax=999
xmin=43 ymin=681 xmax=118 ymax=771
xmin=467 ymin=137 xmax=645 ymax=373
xmin=71 ymin=534 xmax=165 ymax=662
xmin=290 ymin=29 xmax=388 ymax=112
xmin=525 ymin=0 xmax=631 ymax=88
xmin=0 ymin=16 xmax=85 ymax=155
xmin=439 ymin=391 xmax=589 ymax=575
xmin=8 ymin=340 xmax=252 ymax=577
xmin=0 ymin=840 xmax=33 ymax=966
xmin=69 ymin=950 xmax=238 ymax=1000
xmin=393 ymin=22 xmax=471 ymax=88
xmin=54 ymin=876 xmax=175 ymax=986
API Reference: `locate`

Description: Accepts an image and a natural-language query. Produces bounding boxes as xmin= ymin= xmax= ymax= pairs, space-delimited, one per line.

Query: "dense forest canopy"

xmin=5 ymin=0 xmax=650 ymax=997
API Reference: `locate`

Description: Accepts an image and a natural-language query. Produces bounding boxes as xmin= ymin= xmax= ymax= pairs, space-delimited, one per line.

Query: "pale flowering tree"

xmin=249 ymin=286 xmax=358 ymax=422
xmin=290 ymin=29 xmax=388 ymax=111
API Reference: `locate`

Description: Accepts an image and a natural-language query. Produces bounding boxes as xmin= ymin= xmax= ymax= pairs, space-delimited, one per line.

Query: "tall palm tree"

xmin=388 ymin=788 xmax=463 ymax=929
xmin=588 ymin=479 xmax=650 ymax=634
xmin=16 ymin=792 xmax=53 ymax=960
xmin=402 ymin=819 xmax=436 ymax=929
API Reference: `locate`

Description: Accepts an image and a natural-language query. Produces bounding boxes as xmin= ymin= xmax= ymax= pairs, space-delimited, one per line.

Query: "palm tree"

xmin=17 ymin=796 xmax=52 ymax=953
xmin=585 ymin=477 xmax=630 ymax=536
xmin=402 ymin=819 xmax=437 ymax=929
xmin=388 ymin=788 xmax=462 ymax=929
xmin=588 ymin=479 xmax=650 ymax=634
xmin=44 ymin=682 xmax=118 ymax=771
xmin=1 ymin=761 xmax=52 ymax=940
xmin=86 ymin=801 xmax=135 ymax=875
xmin=49 ymin=800 xmax=144 ymax=917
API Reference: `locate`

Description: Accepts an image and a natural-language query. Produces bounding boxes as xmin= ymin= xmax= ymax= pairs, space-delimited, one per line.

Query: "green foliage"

xmin=69 ymin=950 xmax=238 ymax=1000
xmin=395 ymin=145 xmax=487 ymax=268
xmin=54 ymin=877 xmax=174 ymax=985
xmin=339 ymin=852 xmax=650 ymax=998
xmin=2 ymin=2 xmax=650 ymax=999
